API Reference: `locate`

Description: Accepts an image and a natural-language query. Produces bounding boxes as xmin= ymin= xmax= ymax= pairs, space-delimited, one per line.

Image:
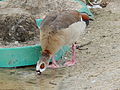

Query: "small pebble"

xmin=14 ymin=41 xmax=19 ymax=44
xmin=64 ymin=57 xmax=67 ymax=60
xmin=91 ymin=80 xmax=96 ymax=83
xmin=49 ymin=81 xmax=57 ymax=85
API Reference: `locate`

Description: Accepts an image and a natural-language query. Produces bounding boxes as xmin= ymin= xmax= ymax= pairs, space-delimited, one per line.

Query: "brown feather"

xmin=40 ymin=10 xmax=87 ymax=55
xmin=40 ymin=10 xmax=82 ymax=31
xmin=80 ymin=13 xmax=90 ymax=21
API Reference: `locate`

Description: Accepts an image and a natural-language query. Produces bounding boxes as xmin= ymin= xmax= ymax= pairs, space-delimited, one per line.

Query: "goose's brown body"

xmin=40 ymin=10 xmax=86 ymax=55
xmin=36 ymin=10 xmax=89 ymax=73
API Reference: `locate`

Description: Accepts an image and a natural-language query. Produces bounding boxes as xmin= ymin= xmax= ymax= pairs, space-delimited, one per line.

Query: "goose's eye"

xmin=40 ymin=63 xmax=45 ymax=69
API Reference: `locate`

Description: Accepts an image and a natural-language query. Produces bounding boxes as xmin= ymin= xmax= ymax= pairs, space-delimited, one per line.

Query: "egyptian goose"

xmin=36 ymin=10 xmax=90 ymax=74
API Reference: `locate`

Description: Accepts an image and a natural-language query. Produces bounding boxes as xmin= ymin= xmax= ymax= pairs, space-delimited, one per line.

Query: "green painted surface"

xmin=0 ymin=45 xmax=41 ymax=67
xmin=0 ymin=45 xmax=69 ymax=67
xmin=36 ymin=19 xmax=43 ymax=29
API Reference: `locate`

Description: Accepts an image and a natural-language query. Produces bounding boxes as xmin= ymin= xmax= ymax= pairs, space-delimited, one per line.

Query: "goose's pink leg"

xmin=64 ymin=44 xmax=77 ymax=66
xmin=48 ymin=56 xmax=59 ymax=68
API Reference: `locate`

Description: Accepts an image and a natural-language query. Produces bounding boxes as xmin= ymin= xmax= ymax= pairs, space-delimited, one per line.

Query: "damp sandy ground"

xmin=0 ymin=0 xmax=120 ymax=90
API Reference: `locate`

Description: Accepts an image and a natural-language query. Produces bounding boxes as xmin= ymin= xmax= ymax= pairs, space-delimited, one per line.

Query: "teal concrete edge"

xmin=0 ymin=45 xmax=41 ymax=67
xmin=0 ymin=45 xmax=69 ymax=67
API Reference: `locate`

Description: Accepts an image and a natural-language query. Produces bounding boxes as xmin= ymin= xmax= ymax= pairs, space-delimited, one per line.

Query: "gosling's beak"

xmin=36 ymin=61 xmax=47 ymax=75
